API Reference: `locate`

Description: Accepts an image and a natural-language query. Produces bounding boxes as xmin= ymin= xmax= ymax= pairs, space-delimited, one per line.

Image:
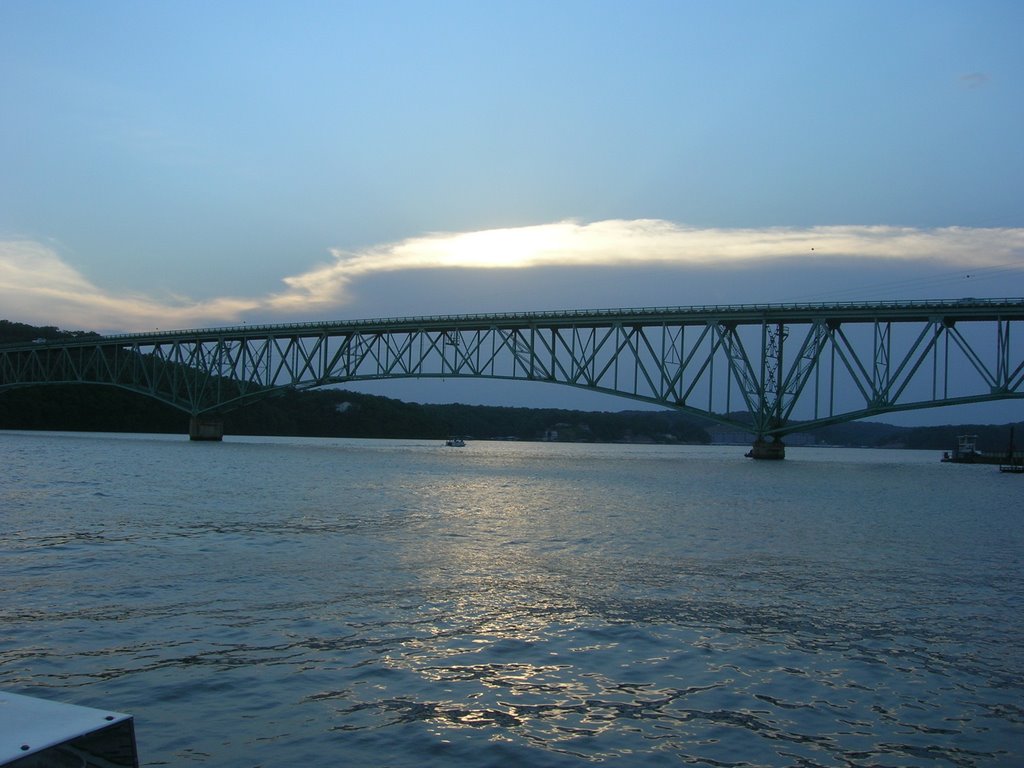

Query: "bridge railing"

xmin=78 ymin=296 xmax=1024 ymax=343
xmin=4 ymin=297 xmax=1021 ymax=350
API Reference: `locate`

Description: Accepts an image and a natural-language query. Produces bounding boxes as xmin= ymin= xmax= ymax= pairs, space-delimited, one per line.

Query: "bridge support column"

xmin=189 ymin=417 xmax=224 ymax=441
xmin=746 ymin=437 xmax=785 ymax=460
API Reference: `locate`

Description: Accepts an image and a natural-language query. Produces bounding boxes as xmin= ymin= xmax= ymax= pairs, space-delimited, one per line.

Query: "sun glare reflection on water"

xmin=1 ymin=433 xmax=1021 ymax=767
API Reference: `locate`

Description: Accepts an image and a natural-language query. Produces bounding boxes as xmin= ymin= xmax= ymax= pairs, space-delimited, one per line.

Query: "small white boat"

xmin=444 ymin=438 xmax=466 ymax=447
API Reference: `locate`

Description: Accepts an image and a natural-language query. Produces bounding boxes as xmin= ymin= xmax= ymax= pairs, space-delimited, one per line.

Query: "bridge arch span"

xmin=3 ymin=299 xmax=1022 ymax=454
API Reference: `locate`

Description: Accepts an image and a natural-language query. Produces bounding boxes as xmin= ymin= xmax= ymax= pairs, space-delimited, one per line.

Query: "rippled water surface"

xmin=1 ymin=431 xmax=1021 ymax=767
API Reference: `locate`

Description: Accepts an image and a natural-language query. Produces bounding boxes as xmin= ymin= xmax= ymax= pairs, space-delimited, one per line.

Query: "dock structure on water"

xmin=942 ymin=431 xmax=1024 ymax=471
xmin=0 ymin=691 xmax=139 ymax=767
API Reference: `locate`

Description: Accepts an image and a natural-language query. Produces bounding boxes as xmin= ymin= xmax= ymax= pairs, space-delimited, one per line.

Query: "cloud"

xmin=959 ymin=72 xmax=989 ymax=89
xmin=0 ymin=239 xmax=259 ymax=332
xmin=265 ymin=221 xmax=1024 ymax=312
xmin=2 ymin=222 xmax=1023 ymax=332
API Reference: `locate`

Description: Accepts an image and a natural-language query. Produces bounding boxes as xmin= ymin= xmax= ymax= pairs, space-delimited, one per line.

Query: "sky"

xmin=2 ymin=0 xmax=1023 ymax=420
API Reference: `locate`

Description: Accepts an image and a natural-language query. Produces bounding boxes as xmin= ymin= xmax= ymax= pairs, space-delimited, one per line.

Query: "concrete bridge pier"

xmin=746 ymin=437 xmax=785 ymax=460
xmin=189 ymin=417 xmax=224 ymax=441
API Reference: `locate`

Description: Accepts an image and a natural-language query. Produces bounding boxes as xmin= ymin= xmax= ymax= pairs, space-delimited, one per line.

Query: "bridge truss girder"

xmin=2 ymin=299 xmax=1023 ymax=439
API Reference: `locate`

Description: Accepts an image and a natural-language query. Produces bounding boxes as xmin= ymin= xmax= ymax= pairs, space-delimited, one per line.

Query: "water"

xmin=1 ymin=431 xmax=1021 ymax=767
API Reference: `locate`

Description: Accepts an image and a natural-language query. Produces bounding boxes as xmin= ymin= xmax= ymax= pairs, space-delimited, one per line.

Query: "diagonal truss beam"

xmin=2 ymin=299 xmax=1022 ymax=439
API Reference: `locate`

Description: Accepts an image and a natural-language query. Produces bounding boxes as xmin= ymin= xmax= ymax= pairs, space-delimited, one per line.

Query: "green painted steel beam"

xmin=2 ymin=299 xmax=1022 ymax=438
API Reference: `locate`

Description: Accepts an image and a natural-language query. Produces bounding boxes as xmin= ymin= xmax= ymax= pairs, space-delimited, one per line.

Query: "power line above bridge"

xmin=3 ymin=298 xmax=1023 ymax=457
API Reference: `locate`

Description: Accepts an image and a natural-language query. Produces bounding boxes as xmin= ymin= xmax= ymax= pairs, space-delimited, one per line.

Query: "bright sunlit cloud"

xmin=267 ymin=221 xmax=1024 ymax=311
xmin=2 ymin=221 xmax=1023 ymax=332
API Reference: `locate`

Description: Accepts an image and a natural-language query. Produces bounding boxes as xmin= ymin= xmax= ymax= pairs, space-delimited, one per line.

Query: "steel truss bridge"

xmin=2 ymin=298 xmax=1023 ymax=455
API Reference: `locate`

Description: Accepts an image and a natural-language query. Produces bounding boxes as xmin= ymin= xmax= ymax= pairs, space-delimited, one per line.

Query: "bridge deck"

xmin=3 ymin=298 xmax=1022 ymax=455
xmin=58 ymin=297 xmax=1024 ymax=346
